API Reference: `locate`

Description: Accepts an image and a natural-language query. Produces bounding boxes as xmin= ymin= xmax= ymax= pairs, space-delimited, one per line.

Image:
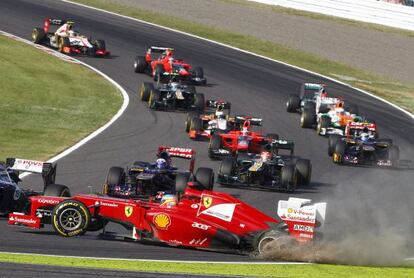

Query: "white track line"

xmin=0 ymin=251 xmax=310 ymax=265
xmin=0 ymin=30 xmax=129 ymax=179
xmin=62 ymin=0 xmax=414 ymax=121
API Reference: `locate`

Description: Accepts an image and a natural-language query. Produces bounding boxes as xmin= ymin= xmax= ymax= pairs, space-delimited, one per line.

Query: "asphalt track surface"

xmin=0 ymin=0 xmax=413 ymax=263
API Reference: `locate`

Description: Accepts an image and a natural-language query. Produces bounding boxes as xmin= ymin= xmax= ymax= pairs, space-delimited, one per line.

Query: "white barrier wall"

xmin=248 ymin=0 xmax=414 ymax=31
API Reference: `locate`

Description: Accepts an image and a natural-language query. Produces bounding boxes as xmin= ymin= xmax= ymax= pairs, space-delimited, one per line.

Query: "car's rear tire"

xmin=186 ymin=111 xmax=200 ymax=132
xmin=255 ymin=229 xmax=292 ymax=255
xmin=149 ymin=89 xmax=161 ymax=109
xmin=32 ymin=27 xmax=45 ymax=44
xmin=195 ymin=167 xmax=214 ymax=190
xmin=219 ymin=158 xmax=235 ymax=176
xmin=190 ymin=117 xmax=203 ymax=132
xmin=51 ymin=200 xmax=90 ymax=237
xmin=303 ymin=101 xmax=316 ymax=111
xmin=300 ymin=108 xmax=316 ymax=128
xmin=134 ymin=55 xmax=147 ymax=73
xmin=328 ymin=135 xmax=342 ymax=156
xmin=192 ymin=67 xmax=204 ymax=78
xmin=140 ymin=82 xmax=153 ymax=102
xmin=295 ymin=159 xmax=312 ymax=186
xmin=194 ymin=93 xmax=205 ymax=111
xmin=106 ymin=167 xmax=125 ymax=187
xmin=286 ymin=94 xmax=300 ymax=112
xmin=175 ymin=172 xmax=191 ymax=194
xmin=333 ymin=140 xmax=346 ymax=164
xmin=44 ymin=184 xmax=71 ymax=197
xmin=58 ymin=37 xmax=70 ymax=53
xmin=281 ymin=165 xmax=296 ymax=192
xmin=208 ymin=134 xmax=222 ymax=159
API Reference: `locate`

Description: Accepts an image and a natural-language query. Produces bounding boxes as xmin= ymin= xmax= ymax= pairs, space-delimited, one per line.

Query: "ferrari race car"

xmin=218 ymin=140 xmax=312 ymax=192
xmin=134 ymin=47 xmax=207 ymax=85
xmin=328 ymin=122 xmax=399 ymax=167
xmin=186 ymin=100 xmax=233 ymax=140
xmin=139 ymin=81 xmax=205 ymax=111
xmin=31 ymin=18 xmax=109 ymax=57
xmin=208 ymin=117 xmax=278 ymax=159
xmin=102 ymin=146 xmax=211 ymax=199
xmin=8 ymin=169 xmax=327 ymax=254
xmin=0 ymin=158 xmax=69 ymax=216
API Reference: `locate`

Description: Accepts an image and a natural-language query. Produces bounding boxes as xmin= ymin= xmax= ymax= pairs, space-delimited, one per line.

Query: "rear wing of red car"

xmin=158 ymin=146 xmax=196 ymax=172
xmin=277 ymin=197 xmax=327 ymax=242
xmin=234 ymin=115 xmax=262 ymax=127
xmin=5 ymin=158 xmax=57 ymax=189
xmin=147 ymin=46 xmax=174 ymax=53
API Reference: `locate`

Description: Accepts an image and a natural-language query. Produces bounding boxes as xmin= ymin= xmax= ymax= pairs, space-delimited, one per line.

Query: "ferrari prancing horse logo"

xmin=125 ymin=206 xmax=133 ymax=217
xmin=203 ymin=196 xmax=213 ymax=208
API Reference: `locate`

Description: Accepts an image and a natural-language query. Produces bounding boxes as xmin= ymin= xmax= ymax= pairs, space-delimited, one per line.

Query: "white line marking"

xmin=0 ymin=251 xmax=310 ymax=265
xmin=0 ymin=31 xmax=129 ymax=178
xmin=61 ymin=0 xmax=414 ymax=120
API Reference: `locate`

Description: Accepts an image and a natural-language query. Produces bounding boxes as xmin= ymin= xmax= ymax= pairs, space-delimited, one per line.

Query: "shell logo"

xmin=153 ymin=213 xmax=171 ymax=229
xmin=287 ymin=208 xmax=294 ymax=213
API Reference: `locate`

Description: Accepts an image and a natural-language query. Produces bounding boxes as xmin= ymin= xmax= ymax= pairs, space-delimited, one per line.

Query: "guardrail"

xmin=249 ymin=0 xmax=414 ymax=31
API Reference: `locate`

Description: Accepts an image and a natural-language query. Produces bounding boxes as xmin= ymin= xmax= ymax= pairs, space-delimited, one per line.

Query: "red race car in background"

xmin=8 ymin=162 xmax=326 ymax=254
xmin=208 ymin=116 xmax=279 ymax=159
xmin=31 ymin=18 xmax=109 ymax=57
xmin=133 ymin=47 xmax=207 ymax=85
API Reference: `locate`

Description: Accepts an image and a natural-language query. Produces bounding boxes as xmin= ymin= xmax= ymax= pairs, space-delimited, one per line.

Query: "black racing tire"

xmin=255 ymin=229 xmax=292 ymax=255
xmin=175 ymin=172 xmax=191 ymax=194
xmin=300 ymin=108 xmax=316 ymax=128
xmin=134 ymin=55 xmax=147 ymax=73
xmin=106 ymin=166 xmax=125 ymax=187
xmin=95 ymin=39 xmax=105 ymax=50
xmin=317 ymin=116 xmax=331 ymax=135
xmin=192 ymin=67 xmax=204 ymax=78
xmin=281 ymin=165 xmax=296 ymax=192
xmin=195 ymin=167 xmax=214 ymax=191
xmin=140 ymin=82 xmax=153 ymax=102
xmin=219 ymin=158 xmax=236 ymax=176
xmin=32 ymin=27 xmax=45 ymax=44
xmin=43 ymin=184 xmax=71 ymax=197
xmin=194 ymin=93 xmax=205 ymax=111
xmin=58 ymin=37 xmax=70 ymax=53
xmin=328 ymin=135 xmax=342 ymax=156
xmin=303 ymin=101 xmax=316 ymax=112
xmin=208 ymin=134 xmax=222 ymax=158
xmin=186 ymin=111 xmax=200 ymax=132
xmin=190 ymin=117 xmax=203 ymax=132
xmin=295 ymin=159 xmax=312 ymax=186
xmin=286 ymin=94 xmax=300 ymax=113
xmin=149 ymin=89 xmax=161 ymax=109
xmin=333 ymin=140 xmax=347 ymax=164
xmin=346 ymin=104 xmax=359 ymax=115
xmin=154 ymin=64 xmax=165 ymax=82
xmin=51 ymin=200 xmax=91 ymax=237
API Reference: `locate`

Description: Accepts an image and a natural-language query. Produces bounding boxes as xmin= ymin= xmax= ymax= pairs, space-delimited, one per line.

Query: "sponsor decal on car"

xmin=100 ymin=202 xmax=118 ymax=208
xmin=125 ymin=206 xmax=133 ymax=218
xmin=203 ymin=196 xmax=213 ymax=208
xmin=293 ymin=224 xmax=314 ymax=232
xmin=192 ymin=222 xmax=210 ymax=231
xmin=153 ymin=213 xmax=171 ymax=229
xmin=37 ymin=198 xmax=60 ymax=205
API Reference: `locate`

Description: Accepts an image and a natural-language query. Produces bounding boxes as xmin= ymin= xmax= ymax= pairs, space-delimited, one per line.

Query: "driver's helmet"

xmin=336 ymin=100 xmax=344 ymax=108
xmin=260 ymin=151 xmax=271 ymax=162
xmin=241 ymin=127 xmax=248 ymax=136
xmin=165 ymin=49 xmax=173 ymax=58
xmin=156 ymin=158 xmax=168 ymax=169
xmin=160 ymin=194 xmax=178 ymax=207
xmin=320 ymin=88 xmax=327 ymax=97
xmin=159 ymin=151 xmax=170 ymax=161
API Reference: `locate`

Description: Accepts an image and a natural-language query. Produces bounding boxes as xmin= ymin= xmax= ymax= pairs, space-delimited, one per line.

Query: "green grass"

xmin=71 ymin=0 xmax=414 ymax=114
xmin=0 ymin=36 xmax=122 ymax=161
xmin=0 ymin=252 xmax=413 ymax=277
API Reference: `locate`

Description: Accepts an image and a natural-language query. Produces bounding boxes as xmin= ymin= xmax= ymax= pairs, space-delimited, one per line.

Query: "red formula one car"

xmin=8 ymin=167 xmax=326 ymax=254
xmin=31 ymin=18 xmax=110 ymax=57
xmin=208 ymin=117 xmax=279 ymax=159
xmin=133 ymin=47 xmax=207 ymax=85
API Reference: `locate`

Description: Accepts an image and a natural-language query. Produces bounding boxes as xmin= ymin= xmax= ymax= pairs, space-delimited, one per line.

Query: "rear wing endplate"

xmin=205 ymin=100 xmax=231 ymax=110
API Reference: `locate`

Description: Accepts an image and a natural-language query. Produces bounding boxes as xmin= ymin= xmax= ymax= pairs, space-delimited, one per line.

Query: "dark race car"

xmin=9 ymin=171 xmax=327 ymax=255
xmin=286 ymin=83 xmax=327 ymax=113
xmin=103 ymin=146 xmax=213 ymax=199
xmin=31 ymin=18 xmax=109 ymax=57
xmin=134 ymin=47 xmax=206 ymax=85
xmin=329 ymin=122 xmax=399 ymax=167
xmin=139 ymin=81 xmax=205 ymax=111
xmin=217 ymin=140 xmax=312 ymax=192
xmin=0 ymin=158 xmax=69 ymax=216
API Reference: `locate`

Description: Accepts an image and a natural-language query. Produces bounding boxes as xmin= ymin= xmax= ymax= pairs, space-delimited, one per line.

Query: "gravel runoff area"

xmin=111 ymin=0 xmax=414 ymax=84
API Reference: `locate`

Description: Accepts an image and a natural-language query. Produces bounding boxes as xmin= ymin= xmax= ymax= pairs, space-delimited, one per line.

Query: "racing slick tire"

xmin=149 ymin=89 xmax=161 ymax=109
xmin=106 ymin=167 xmax=125 ymax=188
xmin=388 ymin=145 xmax=400 ymax=167
xmin=195 ymin=167 xmax=214 ymax=191
xmin=208 ymin=134 xmax=222 ymax=159
xmin=317 ymin=116 xmax=331 ymax=135
xmin=134 ymin=55 xmax=147 ymax=73
xmin=328 ymin=134 xmax=342 ymax=156
xmin=154 ymin=64 xmax=165 ymax=82
xmin=190 ymin=117 xmax=203 ymax=132
xmin=295 ymin=159 xmax=312 ymax=186
xmin=192 ymin=67 xmax=204 ymax=78
xmin=140 ymin=82 xmax=154 ymax=102
xmin=43 ymin=184 xmax=71 ymax=197
xmin=194 ymin=93 xmax=205 ymax=111
xmin=186 ymin=111 xmax=200 ymax=132
xmin=58 ymin=37 xmax=70 ymax=54
xmin=219 ymin=158 xmax=236 ymax=176
xmin=303 ymin=101 xmax=316 ymax=112
xmin=32 ymin=27 xmax=45 ymax=44
xmin=51 ymin=199 xmax=91 ymax=237
xmin=281 ymin=165 xmax=297 ymax=192
xmin=254 ymin=229 xmax=292 ymax=255
xmin=333 ymin=140 xmax=346 ymax=164
xmin=175 ymin=172 xmax=191 ymax=194
xmin=286 ymin=94 xmax=300 ymax=112
xmin=300 ymin=108 xmax=316 ymax=128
